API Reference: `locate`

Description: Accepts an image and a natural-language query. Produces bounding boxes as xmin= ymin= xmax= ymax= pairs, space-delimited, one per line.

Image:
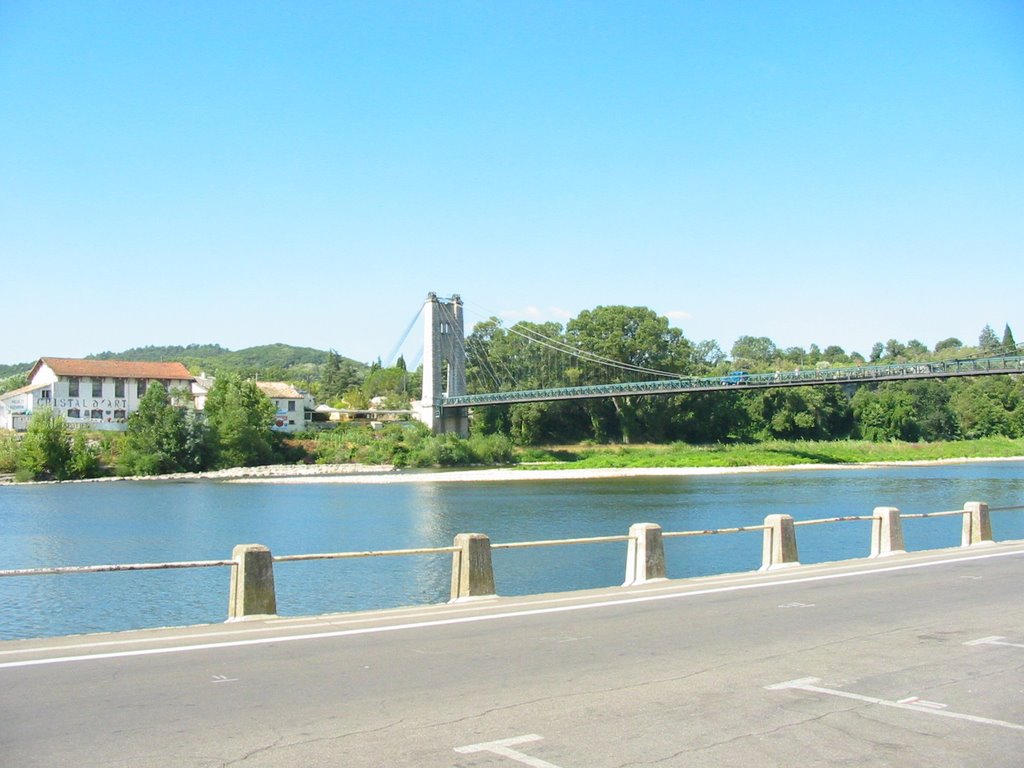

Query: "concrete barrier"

xmin=623 ymin=523 xmax=667 ymax=586
xmin=870 ymin=506 xmax=906 ymax=557
xmin=761 ymin=514 xmax=799 ymax=570
xmin=961 ymin=501 xmax=993 ymax=547
xmin=228 ymin=544 xmax=277 ymax=620
xmin=5 ymin=499 xmax=1017 ymax=629
xmin=450 ymin=533 xmax=496 ymax=602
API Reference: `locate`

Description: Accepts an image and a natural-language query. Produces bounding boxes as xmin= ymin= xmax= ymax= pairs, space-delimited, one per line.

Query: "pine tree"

xmin=978 ymin=325 xmax=1000 ymax=352
xmin=1002 ymin=324 xmax=1017 ymax=354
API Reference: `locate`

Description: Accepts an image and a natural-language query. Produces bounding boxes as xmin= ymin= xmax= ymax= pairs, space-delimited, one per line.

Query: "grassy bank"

xmin=517 ymin=437 xmax=1024 ymax=470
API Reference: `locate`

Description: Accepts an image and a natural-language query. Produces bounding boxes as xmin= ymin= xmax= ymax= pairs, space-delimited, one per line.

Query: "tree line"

xmin=464 ymin=306 xmax=1022 ymax=445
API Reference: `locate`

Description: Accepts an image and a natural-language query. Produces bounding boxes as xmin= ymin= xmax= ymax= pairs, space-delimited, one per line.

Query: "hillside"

xmin=0 ymin=344 xmax=367 ymax=387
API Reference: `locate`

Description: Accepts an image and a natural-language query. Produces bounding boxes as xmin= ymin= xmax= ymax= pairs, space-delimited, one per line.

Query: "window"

xmin=113 ymin=409 xmax=126 ymax=420
xmin=92 ymin=379 xmax=102 ymax=397
xmin=67 ymin=408 xmax=81 ymax=419
xmin=40 ymin=388 xmax=51 ymax=401
xmin=288 ymin=401 xmax=296 ymax=412
xmin=90 ymin=409 xmax=103 ymax=419
xmin=137 ymin=380 xmax=147 ymax=397
xmin=115 ymin=379 xmax=125 ymax=398
xmin=68 ymin=377 xmax=80 ymax=397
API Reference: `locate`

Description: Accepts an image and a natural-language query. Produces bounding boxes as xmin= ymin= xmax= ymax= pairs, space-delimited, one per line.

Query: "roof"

xmin=255 ymin=381 xmax=303 ymax=399
xmin=0 ymin=381 xmax=51 ymax=400
xmin=30 ymin=357 xmax=194 ymax=381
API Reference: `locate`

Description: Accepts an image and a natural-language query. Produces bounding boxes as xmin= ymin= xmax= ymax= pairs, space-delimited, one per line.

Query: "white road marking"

xmin=210 ymin=674 xmax=237 ymax=683
xmin=897 ymin=696 xmax=947 ymax=709
xmin=965 ymin=636 xmax=1024 ymax=649
xmin=778 ymin=602 xmax=815 ymax=608
xmin=2 ymin=548 xmax=1021 ymax=671
xmin=767 ymin=677 xmax=1024 ymax=731
xmin=455 ymin=734 xmax=562 ymax=767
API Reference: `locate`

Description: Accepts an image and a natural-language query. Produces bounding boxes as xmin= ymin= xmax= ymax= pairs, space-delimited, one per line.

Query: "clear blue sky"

xmin=2 ymin=1 xmax=1022 ymax=368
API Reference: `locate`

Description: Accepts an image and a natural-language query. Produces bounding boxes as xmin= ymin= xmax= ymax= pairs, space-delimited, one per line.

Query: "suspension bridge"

xmin=406 ymin=293 xmax=1024 ymax=435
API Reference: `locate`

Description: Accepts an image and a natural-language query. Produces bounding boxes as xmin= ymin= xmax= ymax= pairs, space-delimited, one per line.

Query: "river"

xmin=1 ymin=461 xmax=1022 ymax=640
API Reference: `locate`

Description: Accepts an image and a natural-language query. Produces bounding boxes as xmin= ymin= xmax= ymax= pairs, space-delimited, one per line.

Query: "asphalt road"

xmin=2 ymin=542 xmax=1023 ymax=767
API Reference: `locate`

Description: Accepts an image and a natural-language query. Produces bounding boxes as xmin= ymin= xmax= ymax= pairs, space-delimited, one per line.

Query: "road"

xmin=2 ymin=541 xmax=1023 ymax=767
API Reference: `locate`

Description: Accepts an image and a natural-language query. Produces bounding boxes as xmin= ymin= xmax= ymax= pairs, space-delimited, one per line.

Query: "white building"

xmin=254 ymin=381 xmax=310 ymax=432
xmin=0 ymin=357 xmax=194 ymax=432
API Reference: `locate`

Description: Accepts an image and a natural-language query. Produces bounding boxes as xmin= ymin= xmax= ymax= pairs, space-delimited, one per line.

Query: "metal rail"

xmin=0 ymin=559 xmax=234 ymax=578
xmin=492 ymin=534 xmax=631 ymax=550
xmin=444 ymin=354 xmax=1024 ymax=408
xmin=2 ymin=502 xmax=1020 ymax=580
xmin=274 ymin=546 xmax=458 ymax=562
xmin=663 ymin=524 xmax=768 ymax=538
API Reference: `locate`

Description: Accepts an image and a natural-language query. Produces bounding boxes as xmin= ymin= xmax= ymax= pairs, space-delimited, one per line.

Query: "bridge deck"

xmin=444 ymin=354 xmax=1024 ymax=408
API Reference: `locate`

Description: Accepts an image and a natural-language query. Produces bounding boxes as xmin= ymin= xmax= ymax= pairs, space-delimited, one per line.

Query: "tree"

xmin=203 ymin=374 xmax=276 ymax=468
xmin=748 ymin=386 xmax=851 ymax=440
xmin=1002 ymin=324 xmax=1017 ymax=355
xmin=822 ymin=345 xmax=847 ymax=363
xmin=730 ymin=336 xmax=777 ymax=366
xmin=17 ymin=408 xmax=74 ymax=480
xmin=950 ymin=380 xmax=1012 ymax=438
xmin=119 ymin=382 xmax=210 ymax=476
xmin=905 ymin=340 xmax=929 ymax=358
xmin=320 ymin=350 xmax=363 ymax=404
xmin=884 ymin=339 xmax=907 ymax=360
xmin=851 ymin=386 xmax=920 ymax=441
xmin=566 ymin=306 xmax=692 ymax=443
xmin=978 ymin=325 xmax=1000 ymax=352
xmin=869 ymin=342 xmax=884 ymax=363
xmin=934 ymin=337 xmax=963 ymax=354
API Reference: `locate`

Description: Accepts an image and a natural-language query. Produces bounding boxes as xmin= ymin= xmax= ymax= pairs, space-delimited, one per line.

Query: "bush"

xmin=0 ymin=431 xmax=18 ymax=473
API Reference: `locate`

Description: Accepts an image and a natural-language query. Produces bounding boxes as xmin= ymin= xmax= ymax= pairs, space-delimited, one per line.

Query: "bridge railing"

xmin=1 ymin=502 xmax=1020 ymax=626
xmin=444 ymin=354 xmax=1024 ymax=407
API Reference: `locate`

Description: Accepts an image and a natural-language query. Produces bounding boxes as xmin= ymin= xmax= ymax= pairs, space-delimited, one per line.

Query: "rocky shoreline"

xmin=4 ymin=455 xmax=1022 ymax=487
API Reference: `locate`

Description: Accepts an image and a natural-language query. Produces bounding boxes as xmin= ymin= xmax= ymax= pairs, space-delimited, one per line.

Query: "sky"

xmin=2 ymin=1 xmax=1022 ymax=369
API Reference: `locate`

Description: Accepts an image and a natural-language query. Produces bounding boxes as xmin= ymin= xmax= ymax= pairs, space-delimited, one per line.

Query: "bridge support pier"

xmin=450 ymin=533 xmax=496 ymax=602
xmin=623 ymin=523 xmax=667 ymax=586
xmin=415 ymin=292 xmax=469 ymax=437
xmin=961 ymin=501 xmax=993 ymax=547
xmin=228 ymin=544 xmax=277 ymax=620
xmin=761 ymin=514 xmax=800 ymax=571
xmin=870 ymin=507 xmax=906 ymax=557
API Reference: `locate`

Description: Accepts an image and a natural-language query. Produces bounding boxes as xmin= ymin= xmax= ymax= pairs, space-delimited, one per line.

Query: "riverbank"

xmin=5 ymin=437 xmax=1023 ymax=486
xmin=0 ymin=463 xmax=398 ymax=485
xmin=225 ymin=455 xmax=1024 ymax=485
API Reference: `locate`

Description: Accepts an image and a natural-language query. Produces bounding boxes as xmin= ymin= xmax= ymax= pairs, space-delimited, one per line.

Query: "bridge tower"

xmin=415 ymin=292 xmax=469 ymax=437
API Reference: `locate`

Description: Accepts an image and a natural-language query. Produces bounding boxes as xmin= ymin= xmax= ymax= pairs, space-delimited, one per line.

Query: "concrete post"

xmin=623 ymin=523 xmax=667 ymax=586
xmin=870 ymin=507 xmax=906 ymax=557
xmin=450 ymin=533 xmax=496 ymax=602
xmin=228 ymin=544 xmax=277 ymax=620
xmin=961 ymin=501 xmax=993 ymax=547
xmin=761 ymin=514 xmax=800 ymax=571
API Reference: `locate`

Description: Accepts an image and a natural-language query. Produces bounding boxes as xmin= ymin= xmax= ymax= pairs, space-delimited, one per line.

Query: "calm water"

xmin=1 ymin=462 xmax=1022 ymax=640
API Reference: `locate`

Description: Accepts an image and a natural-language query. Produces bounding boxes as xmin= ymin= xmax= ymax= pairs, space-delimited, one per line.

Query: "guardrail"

xmin=0 ymin=501 xmax=1020 ymax=623
xmin=443 ymin=354 xmax=1024 ymax=407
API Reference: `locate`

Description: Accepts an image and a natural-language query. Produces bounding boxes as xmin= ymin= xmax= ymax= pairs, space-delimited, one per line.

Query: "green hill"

xmin=0 ymin=345 xmax=367 ymax=389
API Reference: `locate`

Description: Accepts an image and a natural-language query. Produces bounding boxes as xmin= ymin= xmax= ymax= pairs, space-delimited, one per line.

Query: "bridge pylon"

xmin=414 ymin=292 xmax=469 ymax=437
